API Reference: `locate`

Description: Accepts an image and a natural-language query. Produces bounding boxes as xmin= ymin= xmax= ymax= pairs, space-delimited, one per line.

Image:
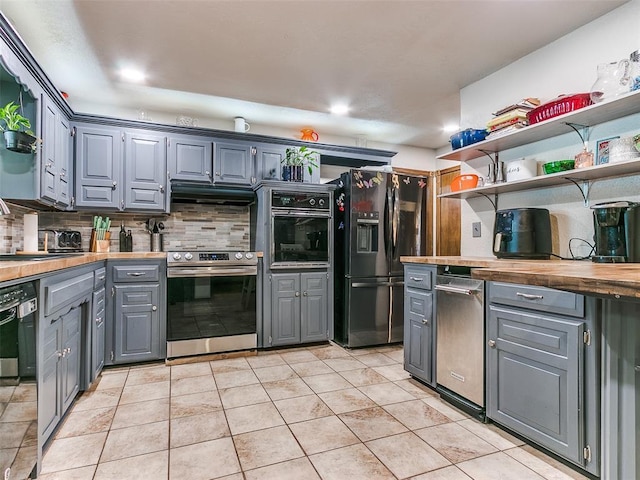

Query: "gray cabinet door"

xmin=403 ymin=288 xmax=434 ymax=385
xmin=113 ymin=283 xmax=161 ymax=363
xmin=92 ymin=287 xmax=106 ymax=380
xmin=214 ymin=141 xmax=254 ymax=185
xmin=168 ymin=135 xmax=213 ymax=182
xmin=61 ymin=306 xmax=81 ymax=413
xmin=300 ymin=272 xmax=328 ymax=342
xmin=40 ymin=98 xmax=71 ymax=207
xmin=487 ymin=305 xmax=584 ymax=466
xmin=75 ymin=125 xmax=122 ymax=209
xmin=124 ymin=130 xmax=167 ymax=211
xmin=40 ymin=318 xmax=62 ymax=442
xmin=255 ymin=143 xmax=286 ymax=181
xmin=271 ymin=273 xmax=301 ymax=346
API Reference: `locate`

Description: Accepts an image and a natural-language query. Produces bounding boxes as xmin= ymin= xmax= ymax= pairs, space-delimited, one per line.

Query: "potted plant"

xmin=282 ymin=146 xmax=318 ymax=182
xmin=0 ymin=101 xmax=38 ymax=154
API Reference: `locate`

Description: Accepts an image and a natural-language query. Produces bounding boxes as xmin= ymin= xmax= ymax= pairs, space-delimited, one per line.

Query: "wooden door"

xmin=436 ymin=166 xmax=461 ymax=256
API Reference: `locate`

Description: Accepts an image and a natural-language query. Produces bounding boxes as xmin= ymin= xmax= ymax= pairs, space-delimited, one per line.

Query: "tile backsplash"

xmin=0 ymin=202 xmax=250 ymax=253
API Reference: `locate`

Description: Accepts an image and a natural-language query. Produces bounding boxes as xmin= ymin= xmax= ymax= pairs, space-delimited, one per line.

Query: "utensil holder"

xmin=150 ymin=233 xmax=163 ymax=252
xmin=90 ymin=229 xmax=111 ymax=252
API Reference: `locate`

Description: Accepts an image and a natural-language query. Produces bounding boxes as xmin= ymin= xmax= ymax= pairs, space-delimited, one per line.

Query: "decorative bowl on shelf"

xmin=450 ymin=174 xmax=479 ymax=192
xmin=542 ymin=159 xmax=575 ymax=174
xmin=449 ymin=129 xmax=488 ymax=150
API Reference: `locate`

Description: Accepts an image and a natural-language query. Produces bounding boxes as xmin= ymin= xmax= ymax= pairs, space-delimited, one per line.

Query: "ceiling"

xmin=0 ymin=0 xmax=628 ymax=149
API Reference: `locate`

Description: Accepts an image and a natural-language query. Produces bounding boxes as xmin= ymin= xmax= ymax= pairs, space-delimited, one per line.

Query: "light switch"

xmin=472 ymin=222 xmax=481 ymax=238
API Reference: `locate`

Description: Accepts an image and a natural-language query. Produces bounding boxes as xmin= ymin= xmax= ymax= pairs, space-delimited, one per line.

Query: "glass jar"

xmin=590 ymin=60 xmax=631 ymax=103
xmin=575 ymin=147 xmax=594 ymax=169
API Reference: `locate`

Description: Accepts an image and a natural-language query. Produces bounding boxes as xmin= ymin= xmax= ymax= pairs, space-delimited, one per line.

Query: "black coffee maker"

xmin=493 ymin=208 xmax=552 ymax=259
xmin=590 ymin=201 xmax=640 ymax=263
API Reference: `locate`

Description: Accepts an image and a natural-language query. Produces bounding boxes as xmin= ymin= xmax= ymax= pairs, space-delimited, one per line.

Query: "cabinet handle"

xmin=516 ymin=292 xmax=544 ymax=300
xmin=152 ymin=305 xmax=157 ymax=311
xmin=97 ymin=275 xmax=106 ymax=281
xmin=295 ymin=292 xmax=300 ymax=297
xmin=96 ymin=317 xmax=101 ymax=324
xmin=111 ymin=181 xmax=117 ymax=190
xmin=45 ymin=162 xmax=53 ymax=169
xmin=57 ymin=350 xmax=64 ymax=358
xmin=60 ymin=171 xmax=66 ymax=178
xmin=410 ymin=276 xmax=424 ymax=282
xmin=635 ymin=365 xmax=640 ymax=372
xmin=303 ymin=291 xmax=308 ymax=296
xmin=421 ymin=319 xmax=429 ymax=325
xmin=159 ymin=184 xmax=165 ymax=193
xmin=215 ymin=172 xmax=221 ymax=176
xmin=126 ymin=272 xmax=146 ymax=277
xmin=205 ymin=171 xmax=211 ymax=177
xmin=488 ymin=340 xmax=496 ymax=348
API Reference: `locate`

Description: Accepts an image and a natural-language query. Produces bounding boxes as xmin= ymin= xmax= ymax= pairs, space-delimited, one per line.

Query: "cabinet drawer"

xmin=112 ymin=265 xmax=160 ymax=283
xmin=44 ymin=272 xmax=94 ymax=316
xmin=405 ymin=266 xmax=433 ymax=290
xmin=489 ymin=282 xmax=584 ymax=318
xmin=94 ymin=267 xmax=106 ymax=289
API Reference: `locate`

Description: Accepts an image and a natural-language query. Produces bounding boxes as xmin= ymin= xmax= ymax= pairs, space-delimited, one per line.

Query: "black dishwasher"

xmin=0 ymin=281 xmax=38 ymax=479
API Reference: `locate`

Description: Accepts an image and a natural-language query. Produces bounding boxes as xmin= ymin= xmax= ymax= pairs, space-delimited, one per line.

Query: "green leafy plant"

xmin=0 ymin=101 xmax=32 ymax=133
xmin=283 ymin=146 xmax=319 ymax=175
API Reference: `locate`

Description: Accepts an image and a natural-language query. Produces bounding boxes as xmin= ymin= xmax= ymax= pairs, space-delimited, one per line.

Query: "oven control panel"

xmin=272 ymin=191 xmax=330 ymax=210
xmin=167 ymin=251 xmax=257 ymax=265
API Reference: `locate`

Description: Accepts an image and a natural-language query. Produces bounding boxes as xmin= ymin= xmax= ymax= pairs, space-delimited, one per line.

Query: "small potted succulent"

xmin=282 ymin=146 xmax=318 ymax=182
xmin=0 ymin=101 xmax=38 ymax=154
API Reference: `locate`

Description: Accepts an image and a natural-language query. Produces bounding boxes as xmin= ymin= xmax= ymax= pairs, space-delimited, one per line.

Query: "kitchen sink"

xmin=0 ymin=253 xmax=85 ymax=261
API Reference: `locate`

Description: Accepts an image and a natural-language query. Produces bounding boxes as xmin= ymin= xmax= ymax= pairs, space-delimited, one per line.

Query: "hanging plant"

xmin=0 ymin=100 xmax=38 ymax=154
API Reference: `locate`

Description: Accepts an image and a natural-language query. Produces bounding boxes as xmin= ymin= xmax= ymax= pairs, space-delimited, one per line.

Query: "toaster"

xmin=39 ymin=230 xmax=83 ymax=252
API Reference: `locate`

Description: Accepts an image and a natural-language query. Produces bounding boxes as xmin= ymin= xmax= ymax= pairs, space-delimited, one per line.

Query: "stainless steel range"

xmin=166 ymin=251 xmax=258 ymax=358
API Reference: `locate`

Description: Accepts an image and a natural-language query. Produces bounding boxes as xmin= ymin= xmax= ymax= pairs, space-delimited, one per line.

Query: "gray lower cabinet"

xmin=91 ymin=287 xmax=106 ymax=380
xmin=403 ymin=265 xmax=436 ymax=386
xmin=106 ymin=260 xmax=166 ymax=365
xmin=38 ymin=265 xmax=94 ymax=447
xmin=269 ymin=272 xmax=328 ymax=346
xmin=486 ymin=282 xmax=599 ymax=476
xmin=168 ymin=134 xmax=213 ymax=182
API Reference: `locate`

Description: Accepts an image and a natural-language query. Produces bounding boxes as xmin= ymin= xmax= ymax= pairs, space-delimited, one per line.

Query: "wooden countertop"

xmin=401 ymin=256 xmax=640 ymax=300
xmin=0 ymin=252 xmax=167 ymax=283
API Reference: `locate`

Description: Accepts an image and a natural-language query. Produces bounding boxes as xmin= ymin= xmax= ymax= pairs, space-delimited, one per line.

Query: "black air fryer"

xmin=493 ymin=208 xmax=552 ymax=259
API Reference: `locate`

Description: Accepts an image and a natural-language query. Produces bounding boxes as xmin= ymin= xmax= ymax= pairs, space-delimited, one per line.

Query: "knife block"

xmin=90 ymin=229 xmax=111 ymax=252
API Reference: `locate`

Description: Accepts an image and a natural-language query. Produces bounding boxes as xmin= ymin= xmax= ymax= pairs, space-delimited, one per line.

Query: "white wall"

xmin=458 ymin=0 xmax=640 ymax=258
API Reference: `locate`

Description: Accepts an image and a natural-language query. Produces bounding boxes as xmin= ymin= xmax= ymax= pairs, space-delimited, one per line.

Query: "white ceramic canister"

xmin=505 ymin=158 xmax=538 ymax=182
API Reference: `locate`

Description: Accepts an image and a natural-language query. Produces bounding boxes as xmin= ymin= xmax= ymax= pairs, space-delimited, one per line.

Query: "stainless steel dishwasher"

xmin=435 ymin=266 xmax=485 ymax=419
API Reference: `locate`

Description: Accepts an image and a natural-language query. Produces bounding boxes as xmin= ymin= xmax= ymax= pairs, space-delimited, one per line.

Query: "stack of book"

xmin=486 ymin=98 xmax=540 ymax=139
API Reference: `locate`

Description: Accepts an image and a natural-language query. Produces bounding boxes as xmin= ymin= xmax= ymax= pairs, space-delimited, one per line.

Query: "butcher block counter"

xmin=401 ymin=256 xmax=640 ymax=300
xmin=0 ymin=252 xmax=167 ymax=283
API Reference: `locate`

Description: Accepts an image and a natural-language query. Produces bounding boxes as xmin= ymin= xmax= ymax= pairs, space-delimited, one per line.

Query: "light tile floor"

xmin=37 ymin=343 xmax=589 ymax=480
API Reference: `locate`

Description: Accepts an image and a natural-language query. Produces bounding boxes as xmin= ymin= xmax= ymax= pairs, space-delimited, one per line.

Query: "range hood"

xmin=170 ymin=182 xmax=256 ymax=205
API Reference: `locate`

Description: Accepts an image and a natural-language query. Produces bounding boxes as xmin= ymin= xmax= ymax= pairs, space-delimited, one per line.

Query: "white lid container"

xmin=505 ymin=158 xmax=538 ymax=182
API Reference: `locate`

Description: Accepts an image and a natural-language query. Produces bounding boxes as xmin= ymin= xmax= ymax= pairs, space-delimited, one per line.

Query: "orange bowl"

xmin=450 ymin=174 xmax=479 ymax=192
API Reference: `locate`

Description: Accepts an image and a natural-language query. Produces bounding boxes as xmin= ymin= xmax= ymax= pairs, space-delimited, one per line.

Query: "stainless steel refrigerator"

xmin=331 ymin=169 xmax=429 ymax=347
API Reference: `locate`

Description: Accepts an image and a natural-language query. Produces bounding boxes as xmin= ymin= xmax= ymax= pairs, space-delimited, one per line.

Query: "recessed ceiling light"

xmin=330 ymin=104 xmax=350 ymax=115
xmin=443 ymin=123 xmax=460 ymax=133
xmin=119 ymin=67 xmax=146 ymax=83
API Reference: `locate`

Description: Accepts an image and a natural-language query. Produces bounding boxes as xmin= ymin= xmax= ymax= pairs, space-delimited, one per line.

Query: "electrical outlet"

xmin=472 ymin=222 xmax=481 ymax=238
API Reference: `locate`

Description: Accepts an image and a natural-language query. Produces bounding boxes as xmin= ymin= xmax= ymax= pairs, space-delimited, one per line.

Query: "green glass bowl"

xmin=543 ymin=159 xmax=575 ymax=174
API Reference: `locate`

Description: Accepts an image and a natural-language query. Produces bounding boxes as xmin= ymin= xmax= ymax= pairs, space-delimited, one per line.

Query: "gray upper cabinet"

xmin=270 ymin=271 xmax=328 ymax=347
xmin=214 ymin=141 xmax=255 ymax=185
xmin=75 ymin=124 xmax=122 ymax=209
xmin=124 ymin=130 xmax=167 ymax=211
xmin=74 ymin=124 xmax=168 ymax=211
xmin=40 ymin=96 xmax=71 ymax=208
xmin=168 ymin=134 xmax=213 ymax=183
xmin=255 ymin=143 xmax=286 ymax=181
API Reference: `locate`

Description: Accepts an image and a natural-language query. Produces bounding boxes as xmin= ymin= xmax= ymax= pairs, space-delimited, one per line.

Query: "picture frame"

xmin=596 ymin=136 xmax=619 ymax=165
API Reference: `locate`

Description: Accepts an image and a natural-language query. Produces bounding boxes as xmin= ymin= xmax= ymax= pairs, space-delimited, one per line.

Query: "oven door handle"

xmin=168 ymin=267 xmax=257 ymax=278
xmin=271 ymin=210 xmax=331 ymax=218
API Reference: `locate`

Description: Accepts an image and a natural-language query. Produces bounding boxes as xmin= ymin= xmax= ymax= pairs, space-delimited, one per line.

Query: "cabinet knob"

xmin=295 ymin=292 xmax=300 ymax=297
xmin=152 ymin=305 xmax=157 ymax=311
xmin=159 ymin=185 xmax=165 ymax=193
xmin=60 ymin=171 xmax=66 ymax=178
xmin=303 ymin=291 xmax=308 ymax=296
xmin=45 ymin=162 xmax=53 ymax=169
xmin=112 ymin=181 xmax=117 ymax=190
xmin=488 ymin=340 xmax=496 ymax=348
xmin=96 ymin=317 xmax=101 ymax=324
xmin=205 ymin=171 xmax=211 ymax=177
xmin=215 ymin=172 xmax=221 ymax=176
xmin=57 ymin=350 xmax=64 ymax=358
xmin=421 ymin=319 xmax=429 ymax=325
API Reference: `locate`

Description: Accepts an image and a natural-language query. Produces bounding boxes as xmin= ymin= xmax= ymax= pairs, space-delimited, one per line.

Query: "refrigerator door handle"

xmin=387 ymin=284 xmax=393 ymax=342
xmin=351 ymin=282 xmax=394 ymax=287
xmin=384 ymin=187 xmax=393 ymax=257
xmin=392 ymin=187 xmax=400 ymax=252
